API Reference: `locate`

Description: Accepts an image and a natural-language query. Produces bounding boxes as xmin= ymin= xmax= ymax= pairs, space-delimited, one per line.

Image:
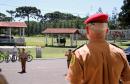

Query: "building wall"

xmin=107 ymin=29 xmax=130 ymax=40
xmin=79 ymin=29 xmax=130 ymax=40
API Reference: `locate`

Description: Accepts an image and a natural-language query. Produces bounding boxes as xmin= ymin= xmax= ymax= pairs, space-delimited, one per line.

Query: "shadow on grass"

xmin=121 ymin=43 xmax=130 ymax=46
xmin=45 ymin=45 xmax=77 ymax=48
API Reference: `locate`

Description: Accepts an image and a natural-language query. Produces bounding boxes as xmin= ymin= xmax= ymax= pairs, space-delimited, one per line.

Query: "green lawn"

xmin=25 ymin=37 xmax=44 ymax=46
xmin=25 ymin=47 xmax=75 ymax=59
xmin=24 ymin=36 xmax=130 ymax=59
xmin=25 ymin=36 xmax=77 ymax=58
xmin=42 ymin=47 xmax=74 ymax=58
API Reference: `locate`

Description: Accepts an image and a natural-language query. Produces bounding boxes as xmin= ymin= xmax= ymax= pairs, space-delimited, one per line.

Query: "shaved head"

xmin=86 ymin=23 xmax=108 ymax=40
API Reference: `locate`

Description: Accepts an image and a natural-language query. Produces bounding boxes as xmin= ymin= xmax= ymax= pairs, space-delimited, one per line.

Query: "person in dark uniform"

xmin=19 ymin=48 xmax=28 ymax=73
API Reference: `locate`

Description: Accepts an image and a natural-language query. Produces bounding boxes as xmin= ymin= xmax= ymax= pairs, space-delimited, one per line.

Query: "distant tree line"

xmin=118 ymin=0 xmax=130 ymax=28
xmin=0 ymin=0 xmax=129 ymax=36
xmin=0 ymin=6 xmax=86 ymax=36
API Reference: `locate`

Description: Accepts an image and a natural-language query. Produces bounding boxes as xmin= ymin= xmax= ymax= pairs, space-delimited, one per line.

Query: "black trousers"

xmin=21 ymin=58 xmax=26 ymax=72
xmin=67 ymin=60 xmax=70 ymax=68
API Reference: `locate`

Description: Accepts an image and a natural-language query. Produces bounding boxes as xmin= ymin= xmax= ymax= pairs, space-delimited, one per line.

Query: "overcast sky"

xmin=0 ymin=0 xmax=123 ymax=17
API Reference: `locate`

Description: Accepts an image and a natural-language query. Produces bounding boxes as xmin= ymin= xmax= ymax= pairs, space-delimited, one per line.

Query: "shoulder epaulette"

xmin=72 ymin=44 xmax=86 ymax=52
xmin=110 ymin=43 xmax=123 ymax=50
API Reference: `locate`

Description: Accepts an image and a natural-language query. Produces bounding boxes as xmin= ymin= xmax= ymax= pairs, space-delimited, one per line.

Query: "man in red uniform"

xmin=66 ymin=13 xmax=130 ymax=84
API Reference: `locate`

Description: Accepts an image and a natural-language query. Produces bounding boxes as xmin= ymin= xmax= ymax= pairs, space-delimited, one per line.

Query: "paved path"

xmin=0 ymin=59 xmax=68 ymax=84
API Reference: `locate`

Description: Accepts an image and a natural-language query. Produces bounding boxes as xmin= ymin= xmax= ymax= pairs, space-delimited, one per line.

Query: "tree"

xmin=15 ymin=6 xmax=42 ymax=36
xmin=43 ymin=11 xmax=79 ymax=22
xmin=0 ymin=12 xmax=11 ymax=21
xmin=6 ymin=10 xmax=16 ymax=21
xmin=97 ymin=7 xmax=103 ymax=13
xmin=109 ymin=7 xmax=118 ymax=29
xmin=118 ymin=0 xmax=130 ymax=28
xmin=43 ymin=11 xmax=84 ymax=29
xmin=0 ymin=13 xmax=6 ymax=20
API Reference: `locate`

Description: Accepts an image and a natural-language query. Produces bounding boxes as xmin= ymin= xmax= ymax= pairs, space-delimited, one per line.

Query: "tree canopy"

xmin=0 ymin=12 xmax=11 ymax=21
xmin=43 ymin=11 xmax=81 ymax=22
xmin=118 ymin=0 xmax=130 ymax=27
xmin=6 ymin=10 xmax=16 ymax=21
xmin=15 ymin=6 xmax=43 ymax=36
xmin=0 ymin=5 xmax=125 ymax=36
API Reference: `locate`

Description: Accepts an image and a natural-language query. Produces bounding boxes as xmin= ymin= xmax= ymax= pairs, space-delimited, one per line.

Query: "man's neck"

xmin=89 ymin=38 xmax=106 ymax=43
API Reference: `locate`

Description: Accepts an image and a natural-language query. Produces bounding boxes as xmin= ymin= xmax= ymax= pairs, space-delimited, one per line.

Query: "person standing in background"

xmin=12 ymin=45 xmax=18 ymax=62
xmin=65 ymin=49 xmax=72 ymax=68
xmin=19 ymin=48 xmax=28 ymax=73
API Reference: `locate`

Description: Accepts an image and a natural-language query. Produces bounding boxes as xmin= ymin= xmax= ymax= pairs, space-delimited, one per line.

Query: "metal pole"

xmin=45 ymin=34 xmax=48 ymax=46
xmin=9 ymin=28 xmax=12 ymax=42
xmin=52 ymin=34 xmax=53 ymax=46
xmin=20 ymin=28 xmax=21 ymax=37
xmin=22 ymin=28 xmax=25 ymax=38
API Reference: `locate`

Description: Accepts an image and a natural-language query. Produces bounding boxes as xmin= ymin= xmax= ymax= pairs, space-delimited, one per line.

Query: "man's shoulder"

xmin=110 ymin=43 xmax=123 ymax=50
xmin=109 ymin=43 xmax=124 ymax=54
xmin=109 ymin=43 xmax=123 ymax=51
xmin=73 ymin=44 xmax=85 ymax=52
xmin=73 ymin=44 xmax=89 ymax=56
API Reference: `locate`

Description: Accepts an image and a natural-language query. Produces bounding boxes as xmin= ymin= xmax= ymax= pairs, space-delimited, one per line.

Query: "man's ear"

xmin=106 ymin=28 xmax=109 ymax=33
xmin=86 ymin=26 xmax=89 ymax=34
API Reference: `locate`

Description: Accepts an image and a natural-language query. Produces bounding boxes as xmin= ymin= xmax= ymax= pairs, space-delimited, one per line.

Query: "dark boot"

xmin=22 ymin=69 xmax=26 ymax=73
xmin=0 ymin=68 xmax=2 ymax=72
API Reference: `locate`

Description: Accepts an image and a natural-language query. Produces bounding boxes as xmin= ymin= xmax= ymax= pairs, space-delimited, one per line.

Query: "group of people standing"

xmin=0 ymin=46 xmax=28 ymax=84
xmin=12 ymin=46 xmax=28 ymax=73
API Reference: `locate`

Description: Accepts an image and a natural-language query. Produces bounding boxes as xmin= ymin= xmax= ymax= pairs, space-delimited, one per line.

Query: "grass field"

xmin=25 ymin=36 xmax=77 ymax=58
xmin=24 ymin=36 xmax=130 ymax=59
xmin=25 ymin=37 xmax=44 ymax=46
xmin=25 ymin=36 xmax=86 ymax=59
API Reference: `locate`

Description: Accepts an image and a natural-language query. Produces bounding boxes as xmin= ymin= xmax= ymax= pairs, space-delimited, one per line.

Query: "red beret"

xmin=84 ymin=13 xmax=108 ymax=24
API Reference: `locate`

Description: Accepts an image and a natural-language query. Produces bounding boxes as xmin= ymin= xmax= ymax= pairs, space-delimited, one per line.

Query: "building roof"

xmin=0 ymin=22 xmax=27 ymax=28
xmin=42 ymin=28 xmax=80 ymax=34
